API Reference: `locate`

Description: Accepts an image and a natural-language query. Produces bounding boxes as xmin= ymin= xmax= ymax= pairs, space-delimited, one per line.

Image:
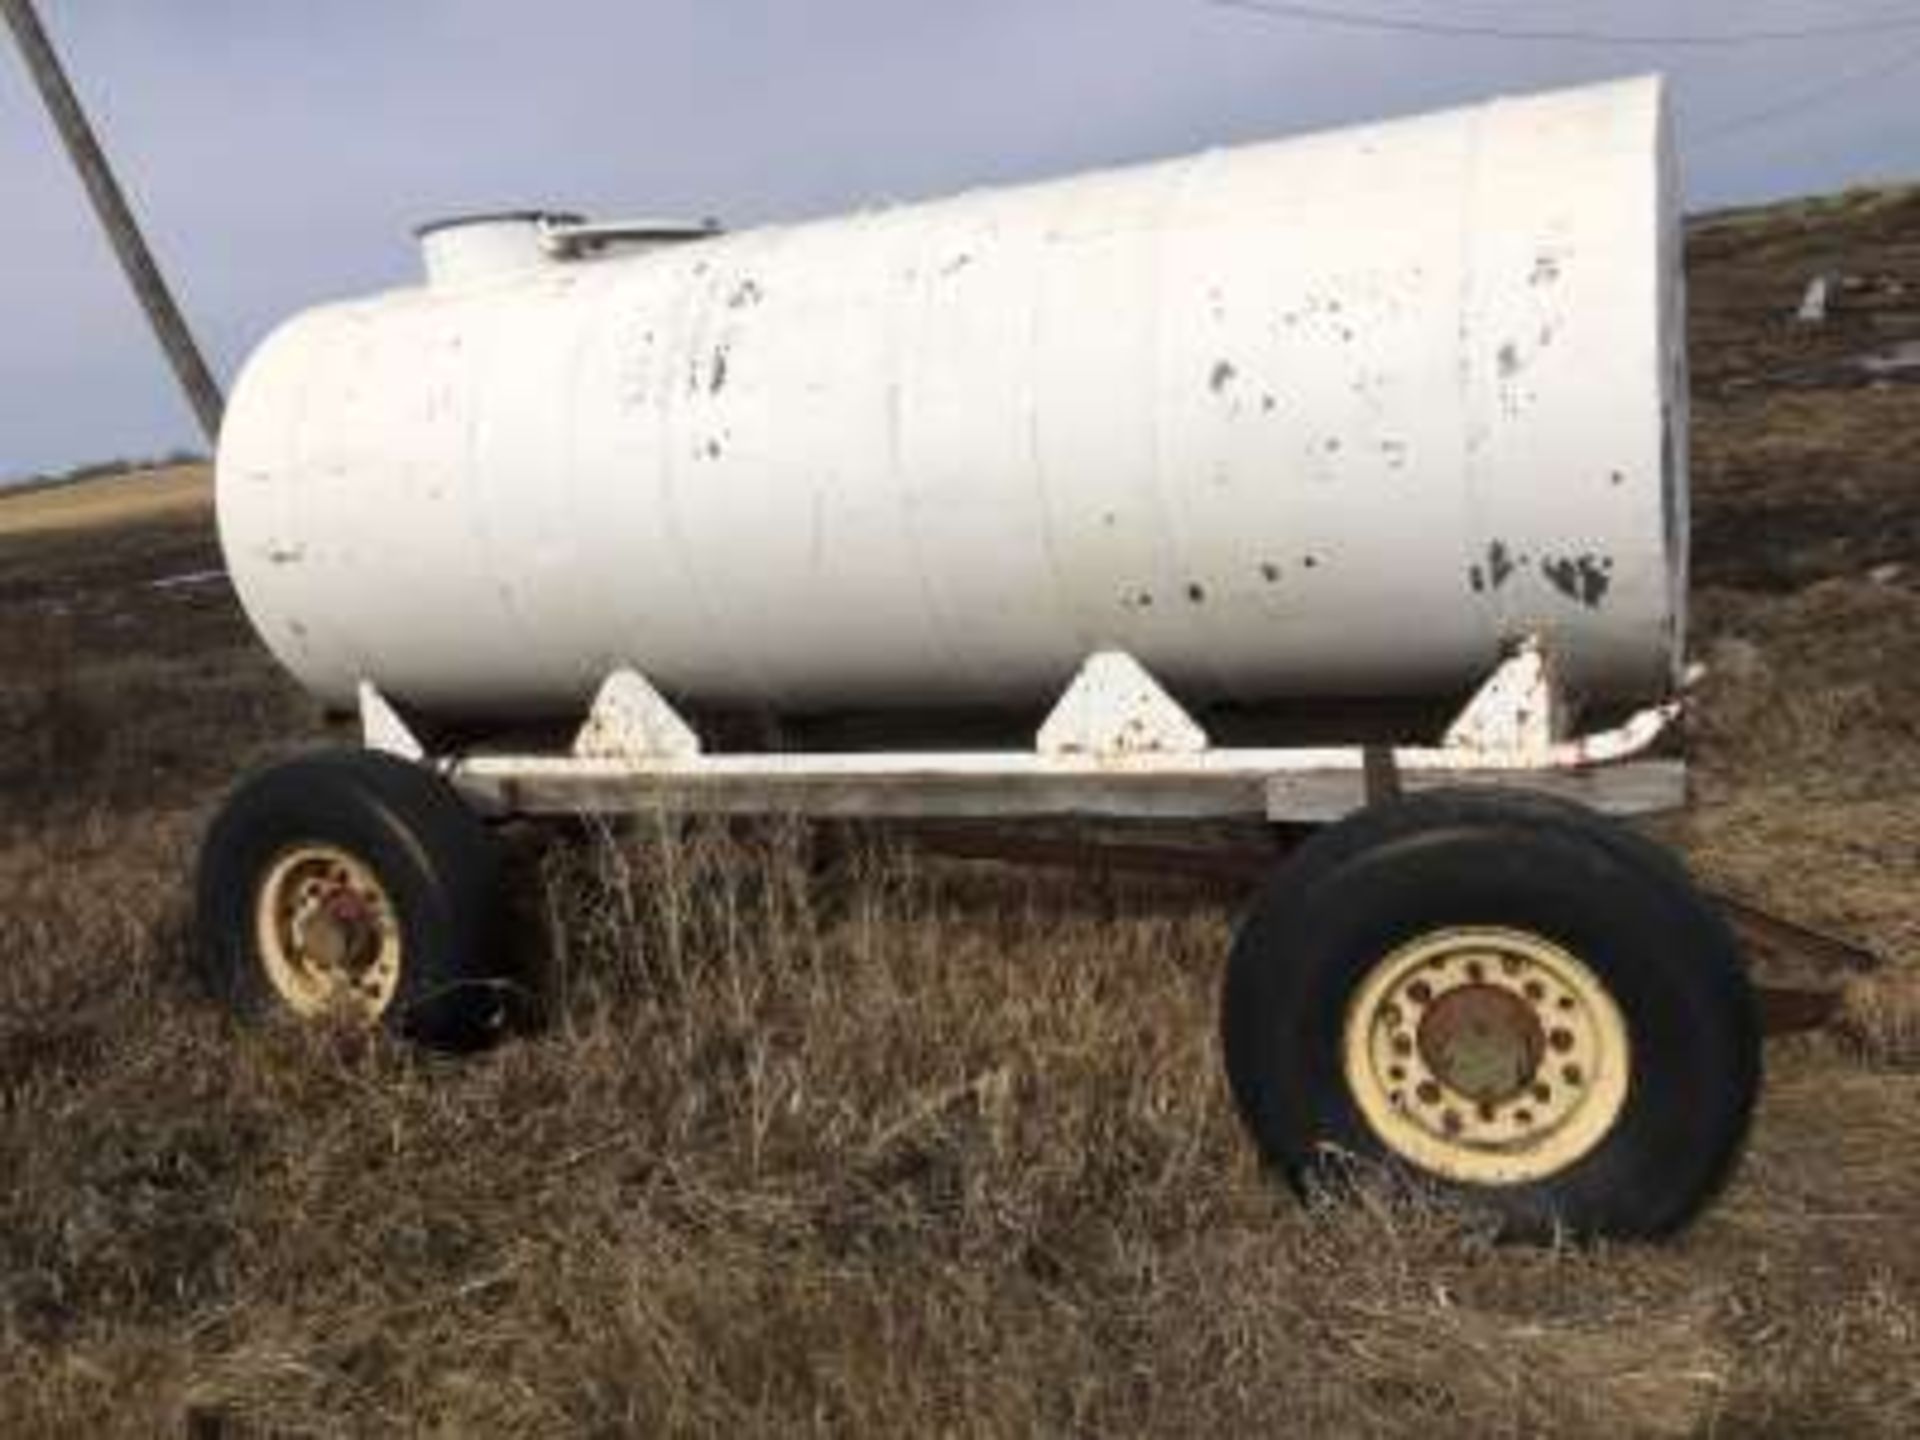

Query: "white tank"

xmin=217 ymin=76 xmax=1687 ymax=727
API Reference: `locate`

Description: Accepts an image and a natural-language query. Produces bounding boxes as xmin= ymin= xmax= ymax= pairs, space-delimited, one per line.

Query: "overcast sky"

xmin=3 ymin=1 xmax=1917 ymax=479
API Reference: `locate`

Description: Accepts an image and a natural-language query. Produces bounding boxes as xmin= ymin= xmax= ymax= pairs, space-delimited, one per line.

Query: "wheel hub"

xmin=294 ymin=889 xmax=383 ymax=976
xmin=1417 ymin=984 xmax=1544 ymax=1104
xmin=254 ymin=845 xmax=402 ymax=1019
xmin=1342 ymin=926 xmax=1631 ymax=1186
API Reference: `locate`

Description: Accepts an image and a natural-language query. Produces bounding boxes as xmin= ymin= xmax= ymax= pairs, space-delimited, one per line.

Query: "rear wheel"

xmin=196 ymin=749 xmax=515 ymax=1050
xmin=1222 ymin=789 xmax=1760 ymax=1241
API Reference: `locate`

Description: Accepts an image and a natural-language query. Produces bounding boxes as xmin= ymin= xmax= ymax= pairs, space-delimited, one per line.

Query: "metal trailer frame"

xmin=233 ymin=630 xmax=1876 ymax=1242
xmin=354 ymin=635 xmax=1687 ymax=826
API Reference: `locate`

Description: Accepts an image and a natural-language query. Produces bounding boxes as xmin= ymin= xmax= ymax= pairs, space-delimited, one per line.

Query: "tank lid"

xmin=416 ymin=210 xmax=580 ymax=290
xmin=539 ymin=216 xmax=722 ymax=257
xmin=414 ymin=210 xmax=721 ymax=290
xmin=413 ymin=208 xmax=585 ymax=240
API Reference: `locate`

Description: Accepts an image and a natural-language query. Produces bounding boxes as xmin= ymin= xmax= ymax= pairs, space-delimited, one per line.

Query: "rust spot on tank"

xmin=1122 ymin=589 xmax=1154 ymax=611
xmin=1186 ymin=583 xmax=1207 ymax=604
xmin=1261 ymin=393 xmax=1278 ymax=413
xmin=1469 ymin=565 xmax=1487 ymax=594
xmin=1530 ymin=255 xmax=1562 ymax=286
xmin=265 ymin=544 xmax=306 ymax=567
xmin=940 ymin=252 xmax=974 ymax=277
xmin=1303 ymin=554 xmax=1320 ymax=570
xmin=727 ymin=278 xmax=764 ymax=309
xmin=1498 ymin=343 xmax=1523 ymax=379
xmin=1259 ymin=561 xmax=1281 ymax=583
xmin=704 ymin=439 xmax=723 ymax=460
xmin=1610 ymin=469 xmax=1626 ymax=487
xmin=1542 ymin=554 xmax=1614 ymax=608
xmin=709 ymin=347 xmax=730 ymax=394
xmin=1210 ymin=360 xmax=1237 ymax=394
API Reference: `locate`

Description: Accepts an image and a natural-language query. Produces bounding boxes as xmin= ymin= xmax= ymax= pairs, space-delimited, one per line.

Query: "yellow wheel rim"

xmin=253 ymin=844 xmax=403 ymax=1021
xmin=1341 ymin=926 xmax=1630 ymax=1186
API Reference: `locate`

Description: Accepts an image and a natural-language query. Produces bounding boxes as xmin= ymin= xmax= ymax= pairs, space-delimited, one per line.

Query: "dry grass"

xmin=0 ymin=464 xmax=212 ymax=539
xmin=3 ymin=189 xmax=1919 ymax=1436
xmin=1835 ymin=970 xmax=1920 ymax=1071
xmin=5 ymin=814 xmax=1916 ymax=1437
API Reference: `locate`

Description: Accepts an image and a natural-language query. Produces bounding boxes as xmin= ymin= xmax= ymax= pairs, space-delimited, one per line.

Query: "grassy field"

xmin=0 ymin=463 xmax=211 ymax=539
xmin=2 ymin=190 xmax=1918 ymax=1437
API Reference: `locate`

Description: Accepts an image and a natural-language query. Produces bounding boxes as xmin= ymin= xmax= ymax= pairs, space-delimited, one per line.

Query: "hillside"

xmin=0 ymin=462 xmax=210 ymax=539
xmin=1 ymin=187 xmax=1917 ymax=1436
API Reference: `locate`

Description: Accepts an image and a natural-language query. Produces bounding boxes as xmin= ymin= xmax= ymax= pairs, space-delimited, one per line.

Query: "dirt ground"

xmin=1 ymin=189 xmax=1917 ymax=1437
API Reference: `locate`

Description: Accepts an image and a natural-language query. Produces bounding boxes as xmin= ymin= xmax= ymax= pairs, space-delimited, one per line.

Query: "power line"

xmin=1695 ymin=37 xmax=1920 ymax=144
xmin=1204 ymin=0 xmax=1920 ymax=47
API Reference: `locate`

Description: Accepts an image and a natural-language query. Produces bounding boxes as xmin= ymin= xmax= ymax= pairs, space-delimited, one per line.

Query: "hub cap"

xmin=1342 ymin=927 xmax=1630 ymax=1186
xmin=253 ymin=845 xmax=402 ymax=1020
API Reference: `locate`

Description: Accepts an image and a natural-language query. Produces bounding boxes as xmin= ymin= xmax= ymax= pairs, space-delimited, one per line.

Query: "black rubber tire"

xmin=195 ymin=748 xmax=514 ymax=1051
xmin=1221 ymin=788 xmax=1761 ymax=1241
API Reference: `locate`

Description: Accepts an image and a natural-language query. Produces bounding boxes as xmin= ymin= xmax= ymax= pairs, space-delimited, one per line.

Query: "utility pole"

xmin=3 ymin=0 xmax=225 ymax=444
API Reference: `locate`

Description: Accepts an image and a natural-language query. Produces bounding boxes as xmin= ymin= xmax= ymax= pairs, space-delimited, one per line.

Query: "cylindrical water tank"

xmin=218 ymin=76 xmax=1687 ymax=727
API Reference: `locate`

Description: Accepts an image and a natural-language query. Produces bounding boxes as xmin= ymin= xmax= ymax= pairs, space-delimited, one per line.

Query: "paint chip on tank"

xmin=1487 ymin=541 xmax=1516 ymax=590
xmin=1543 ymin=554 xmax=1614 ymax=608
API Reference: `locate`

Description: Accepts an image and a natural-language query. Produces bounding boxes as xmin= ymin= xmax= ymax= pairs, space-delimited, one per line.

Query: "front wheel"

xmin=1222 ymin=790 xmax=1760 ymax=1241
xmin=195 ymin=749 xmax=516 ymax=1050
